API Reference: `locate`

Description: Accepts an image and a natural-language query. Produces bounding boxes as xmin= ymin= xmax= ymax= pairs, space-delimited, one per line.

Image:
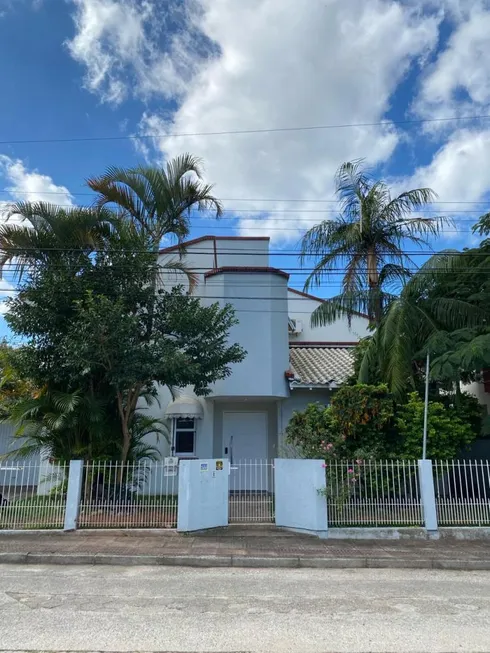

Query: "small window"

xmin=174 ymin=418 xmax=196 ymax=456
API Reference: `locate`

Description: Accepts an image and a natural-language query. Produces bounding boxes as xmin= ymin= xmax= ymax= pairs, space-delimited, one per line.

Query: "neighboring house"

xmin=0 ymin=422 xmax=42 ymax=494
xmin=465 ymin=373 xmax=490 ymax=414
xmin=151 ymin=235 xmax=370 ymax=467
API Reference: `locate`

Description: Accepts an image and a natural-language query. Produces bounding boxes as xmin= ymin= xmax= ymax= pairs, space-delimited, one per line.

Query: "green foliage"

xmin=286 ymin=384 xmax=397 ymax=461
xmin=396 ymin=393 xmax=475 ymax=459
xmin=286 ymin=385 xmax=479 ymax=463
xmin=0 ymin=342 xmax=36 ymax=420
xmin=330 ymin=383 xmax=395 ymax=443
xmin=346 ymin=337 xmax=381 ymax=385
xmin=360 ymin=210 xmax=490 ymax=396
xmin=87 ymin=154 xmax=223 ymax=247
xmin=284 ymin=402 xmax=337 ymax=459
xmin=2 ymin=178 xmax=244 ymax=461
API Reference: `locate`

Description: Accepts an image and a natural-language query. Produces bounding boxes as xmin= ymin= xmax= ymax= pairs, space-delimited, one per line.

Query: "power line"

xmin=0 ymin=245 xmax=486 ymax=255
xmin=1 ymin=113 xmax=490 ymax=146
xmin=0 ymin=188 xmax=489 ymax=206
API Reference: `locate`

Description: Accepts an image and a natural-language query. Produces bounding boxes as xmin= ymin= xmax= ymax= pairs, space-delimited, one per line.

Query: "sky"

xmin=0 ymin=0 xmax=490 ymax=337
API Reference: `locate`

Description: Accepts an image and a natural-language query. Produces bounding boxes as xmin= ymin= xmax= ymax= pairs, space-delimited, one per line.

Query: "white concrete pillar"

xmin=274 ymin=459 xmax=328 ymax=538
xmin=418 ymin=459 xmax=438 ymax=535
xmin=64 ymin=460 xmax=84 ymax=531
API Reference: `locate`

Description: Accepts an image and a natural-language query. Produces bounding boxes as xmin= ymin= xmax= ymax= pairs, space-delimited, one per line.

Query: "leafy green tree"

xmin=0 ymin=202 xmax=118 ymax=278
xmin=2 ymin=200 xmax=244 ymax=461
xmin=356 ymin=210 xmax=490 ymax=397
xmin=300 ymin=160 xmax=448 ymax=327
xmin=285 ymin=402 xmax=337 ymax=459
xmin=61 ymin=289 xmax=245 ymax=463
xmin=87 ymin=155 xmax=223 ymax=338
xmin=6 ymin=388 xmax=166 ymax=462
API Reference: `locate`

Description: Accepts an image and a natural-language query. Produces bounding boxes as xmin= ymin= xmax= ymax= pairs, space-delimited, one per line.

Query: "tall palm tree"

xmin=300 ymin=160 xmax=450 ymax=327
xmin=86 ymin=154 xmax=223 ymax=251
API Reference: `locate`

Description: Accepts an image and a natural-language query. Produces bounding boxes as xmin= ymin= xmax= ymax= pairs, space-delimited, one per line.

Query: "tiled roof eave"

xmin=288 ymin=381 xmax=341 ymax=390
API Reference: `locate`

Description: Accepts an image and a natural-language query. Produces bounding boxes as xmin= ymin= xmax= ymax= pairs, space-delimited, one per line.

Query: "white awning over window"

xmin=164 ymin=396 xmax=204 ymax=420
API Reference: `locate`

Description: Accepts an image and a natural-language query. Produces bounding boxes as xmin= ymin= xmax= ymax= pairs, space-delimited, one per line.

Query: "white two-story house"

xmin=153 ymin=235 xmax=370 ymax=469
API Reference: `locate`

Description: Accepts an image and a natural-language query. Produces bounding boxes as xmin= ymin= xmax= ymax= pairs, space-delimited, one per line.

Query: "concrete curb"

xmin=1 ymin=551 xmax=490 ymax=570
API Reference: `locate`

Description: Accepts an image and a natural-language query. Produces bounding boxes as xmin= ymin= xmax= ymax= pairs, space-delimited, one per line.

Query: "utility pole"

xmin=422 ymin=351 xmax=430 ymax=460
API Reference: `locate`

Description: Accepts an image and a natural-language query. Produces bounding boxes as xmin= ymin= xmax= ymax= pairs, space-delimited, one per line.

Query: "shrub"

xmin=285 ymin=402 xmax=336 ymax=459
xmin=396 ymin=392 xmax=476 ymax=459
xmin=286 ymin=384 xmax=397 ymax=461
xmin=286 ymin=385 xmax=478 ymax=463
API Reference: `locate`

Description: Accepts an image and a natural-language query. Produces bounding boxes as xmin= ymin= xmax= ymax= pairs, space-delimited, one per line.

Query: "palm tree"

xmin=359 ymin=251 xmax=490 ymax=396
xmin=86 ymin=154 xmax=222 ymax=336
xmin=4 ymin=389 xmax=167 ymax=462
xmin=4 ymin=388 xmax=108 ymax=461
xmin=0 ymin=201 xmax=119 ymax=279
xmin=300 ymin=160 xmax=450 ymax=328
xmin=86 ymin=154 xmax=222 ymax=251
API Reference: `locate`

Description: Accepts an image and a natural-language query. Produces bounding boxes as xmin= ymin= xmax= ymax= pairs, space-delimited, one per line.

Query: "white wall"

xmin=158 ymin=237 xmax=270 ymax=297
xmin=463 ymin=381 xmax=490 ymax=412
xmin=207 ymin=271 xmax=289 ymax=398
xmin=287 ymin=290 xmax=370 ymax=342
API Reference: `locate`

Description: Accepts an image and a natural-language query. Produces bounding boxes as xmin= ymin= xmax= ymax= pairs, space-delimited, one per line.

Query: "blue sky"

xmin=1 ymin=0 xmax=490 ymax=338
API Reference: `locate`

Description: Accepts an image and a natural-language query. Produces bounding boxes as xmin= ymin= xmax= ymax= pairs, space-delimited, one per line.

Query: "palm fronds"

xmin=300 ymin=160 xmax=449 ymax=326
xmin=87 ymin=154 xmax=222 ymax=247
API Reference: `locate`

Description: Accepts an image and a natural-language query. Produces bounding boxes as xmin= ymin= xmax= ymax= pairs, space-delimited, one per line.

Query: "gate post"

xmin=274 ymin=459 xmax=328 ymax=538
xmin=64 ymin=460 xmax=84 ymax=532
xmin=418 ymin=459 xmax=438 ymax=536
xmin=177 ymin=459 xmax=229 ymax=532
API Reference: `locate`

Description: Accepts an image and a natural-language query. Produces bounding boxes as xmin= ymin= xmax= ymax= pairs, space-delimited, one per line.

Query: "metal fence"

xmin=434 ymin=460 xmax=490 ymax=526
xmin=78 ymin=461 xmax=178 ymax=529
xmin=326 ymin=460 xmax=423 ymax=527
xmin=229 ymin=459 xmax=274 ymax=523
xmin=0 ymin=461 xmax=67 ymax=530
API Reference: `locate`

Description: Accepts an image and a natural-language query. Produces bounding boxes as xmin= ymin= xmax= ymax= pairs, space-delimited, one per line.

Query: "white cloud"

xmin=66 ymin=0 xmax=208 ymax=105
xmin=407 ymin=129 xmax=490 ymax=203
xmin=415 ymin=3 xmax=490 ymax=124
xmin=0 ymin=0 xmax=41 ymax=17
xmin=66 ymin=1 xmax=490 ymax=243
xmin=0 ymin=155 xmax=74 ymax=224
xmin=0 ymin=155 xmax=73 ymax=206
xmin=128 ymin=0 xmax=439 ymax=240
xmin=393 ymin=128 xmax=490 ymax=242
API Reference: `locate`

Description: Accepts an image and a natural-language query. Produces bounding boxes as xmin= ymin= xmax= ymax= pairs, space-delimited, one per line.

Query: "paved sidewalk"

xmin=1 ymin=525 xmax=489 ymax=569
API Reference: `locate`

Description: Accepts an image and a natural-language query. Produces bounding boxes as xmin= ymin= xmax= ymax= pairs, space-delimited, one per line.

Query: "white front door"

xmin=223 ymin=412 xmax=268 ymax=490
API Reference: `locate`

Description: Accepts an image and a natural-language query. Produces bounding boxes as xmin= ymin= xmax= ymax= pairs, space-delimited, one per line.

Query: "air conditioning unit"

xmin=288 ymin=318 xmax=303 ymax=334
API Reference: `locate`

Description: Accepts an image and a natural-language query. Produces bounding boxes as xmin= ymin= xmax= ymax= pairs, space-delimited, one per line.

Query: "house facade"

xmin=150 ymin=235 xmax=370 ymax=469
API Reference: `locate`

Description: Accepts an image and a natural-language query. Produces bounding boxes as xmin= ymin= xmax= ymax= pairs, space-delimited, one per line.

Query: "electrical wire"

xmin=1 ymin=189 xmax=490 ymax=205
xmin=1 ymin=113 xmax=490 ymax=145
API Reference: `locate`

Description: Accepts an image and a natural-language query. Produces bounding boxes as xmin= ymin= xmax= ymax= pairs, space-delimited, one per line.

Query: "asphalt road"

xmin=0 ymin=565 xmax=489 ymax=652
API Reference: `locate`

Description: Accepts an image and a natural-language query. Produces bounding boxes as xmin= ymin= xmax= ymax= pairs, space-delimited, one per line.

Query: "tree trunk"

xmin=366 ymin=247 xmax=381 ymax=327
xmin=116 ymin=392 xmax=131 ymax=466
